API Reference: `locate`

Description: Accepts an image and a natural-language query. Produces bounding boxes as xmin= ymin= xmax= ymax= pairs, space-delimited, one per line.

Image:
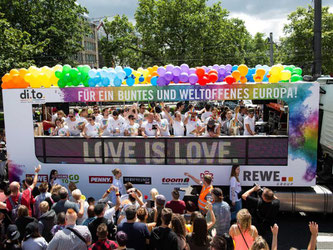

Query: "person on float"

xmin=184 ymin=108 xmax=204 ymax=136
xmin=83 ymin=115 xmax=102 ymax=138
xmin=204 ymin=118 xmax=221 ymax=137
xmin=141 ymin=113 xmax=160 ymax=138
xmin=244 ymin=108 xmax=256 ymax=136
xmin=229 ymin=165 xmax=242 ymax=221
xmin=52 ymin=118 xmax=69 ymax=136
xmin=100 ymin=108 xmax=112 ymax=136
xmin=65 ymin=111 xmax=81 ymax=136
xmin=124 ymin=115 xmax=139 ymax=136
xmin=109 ymin=110 xmax=127 ymax=136
xmin=161 ymin=103 xmax=184 ymax=136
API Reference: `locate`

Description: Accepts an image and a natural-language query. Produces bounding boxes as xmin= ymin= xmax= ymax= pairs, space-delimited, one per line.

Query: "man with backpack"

xmin=6 ymin=165 xmax=41 ymax=220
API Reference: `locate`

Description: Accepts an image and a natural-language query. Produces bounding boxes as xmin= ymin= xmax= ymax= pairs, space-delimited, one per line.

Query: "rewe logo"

xmin=243 ymin=171 xmax=280 ymax=182
xmin=26 ymin=174 xmax=48 ymax=183
xmin=20 ymin=89 xmax=43 ymax=99
xmin=162 ymin=177 xmax=189 ymax=185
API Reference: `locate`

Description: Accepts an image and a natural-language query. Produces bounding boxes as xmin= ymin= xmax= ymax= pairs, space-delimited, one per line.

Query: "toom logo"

xmin=200 ymin=171 xmax=214 ymax=180
xmin=26 ymin=174 xmax=48 ymax=183
xmin=20 ymin=90 xmax=44 ymax=100
xmin=89 ymin=176 xmax=113 ymax=184
xmin=162 ymin=177 xmax=189 ymax=185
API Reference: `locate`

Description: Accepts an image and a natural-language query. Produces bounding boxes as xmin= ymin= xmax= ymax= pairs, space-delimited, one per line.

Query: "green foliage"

xmin=245 ymin=32 xmax=270 ymax=67
xmin=277 ymin=5 xmax=333 ymax=75
xmin=0 ymin=0 xmax=89 ymax=66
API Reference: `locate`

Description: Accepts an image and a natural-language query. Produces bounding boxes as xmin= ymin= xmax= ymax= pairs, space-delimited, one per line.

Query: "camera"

xmin=152 ymin=124 xmax=157 ymax=130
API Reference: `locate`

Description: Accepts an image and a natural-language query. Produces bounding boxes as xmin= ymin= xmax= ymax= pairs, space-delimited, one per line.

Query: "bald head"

xmin=9 ymin=182 xmax=20 ymax=194
xmin=65 ymin=208 xmax=78 ymax=225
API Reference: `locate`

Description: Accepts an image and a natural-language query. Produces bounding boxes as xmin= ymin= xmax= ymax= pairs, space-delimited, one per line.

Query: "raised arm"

xmin=206 ymin=203 xmax=216 ymax=230
xmin=271 ymin=224 xmax=278 ymax=250
xmin=30 ymin=164 xmax=41 ymax=190
xmin=184 ymin=172 xmax=201 ymax=185
xmin=242 ymin=184 xmax=260 ymax=201
xmin=307 ymin=222 xmax=318 ymax=250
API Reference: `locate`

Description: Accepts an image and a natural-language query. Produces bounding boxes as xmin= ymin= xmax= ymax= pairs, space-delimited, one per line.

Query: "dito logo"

xmin=89 ymin=176 xmax=113 ymax=184
xmin=26 ymin=174 xmax=48 ymax=183
xmin=200 ymin=170 xmax=214 ymax=180
xmin=20 ymin=89 xmax=44 ymax=99
xmin=162 ymin=177 xmax=189 ymax=185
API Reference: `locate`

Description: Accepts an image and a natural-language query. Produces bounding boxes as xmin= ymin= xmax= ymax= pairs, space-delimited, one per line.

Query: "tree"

xmin=99 ymin=15 xmax=143 ymax=68
xmin=277 ymin=5 xmax=333 ymax=75
xmin=0 ymin=15 xmax=42 ymax=77
xmin=0 ymin=0 xmax=89 ymax=66
xmin=245 ymin=32 xmax=270 ymax=67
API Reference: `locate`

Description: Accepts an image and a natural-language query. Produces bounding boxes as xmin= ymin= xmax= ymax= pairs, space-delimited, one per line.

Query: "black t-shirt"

xmin=88 ymin=217 xmax=116 ymax=243
xmin=246 ymin=196 xmax=280 ymax=226
xmin=15 ymin=216 xmax=37 ymax=241
xmin=150 ymin=227 xmax=180 ymax=250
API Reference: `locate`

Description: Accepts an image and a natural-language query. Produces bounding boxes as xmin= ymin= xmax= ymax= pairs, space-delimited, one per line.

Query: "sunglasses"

xmin=69 ymin=115 xmax=74 ymax=118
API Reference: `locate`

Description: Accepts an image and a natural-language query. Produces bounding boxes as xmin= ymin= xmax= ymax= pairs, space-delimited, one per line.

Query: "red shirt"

xmin=88 ymin=239 xmax=118 ymax=250
xmin=6 ymin=188 xmax=33 ymax=216
xmin=165 ymin=200 xmax=186 ymax=214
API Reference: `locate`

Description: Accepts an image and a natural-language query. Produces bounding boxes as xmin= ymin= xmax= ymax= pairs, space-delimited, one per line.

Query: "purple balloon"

xmin=157 ymin=76 xmax=167 ymax=86
xmin=225 ymin=64 xmax=232 ymax=72
xmin=203 ymin=66 xmax=209 ymax=72
xmin=164 ymin=71 xmax=173 ymax=81
xmin=218 ymin=67 xmax=226 ymax=75
xmin=179 ymin=72 xmax=189 ymax=82
xmin=180 ymin=64 xmax=189 ymax=73
xmin=218 ymin=75 xmax=224 ymax=82
xmin=212 ymin=65 xmax=219 ymax=71
xmin=157 ymin=67 xmax=166 ymax=77
xmin=172 ymin=66 xmax=182 ymax=76
xmin=189 ymin=68 xmax=196 ymax=75
xmin=173 ymin=76 xmax=180 ymax=83
xmin=166 ymin=64 xmax=174 ymax=72
xmin=189 ymin=74 xmax=198 ymax=85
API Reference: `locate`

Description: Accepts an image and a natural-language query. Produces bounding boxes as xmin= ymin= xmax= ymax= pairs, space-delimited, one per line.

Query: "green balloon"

xmin=69 ymin=68 xmax=79 ymax=78
xmin=83 ymin=78 xmax=89 ymax=87
xmin=55 ymin=70 xmax=63 ymax=79
xmin=82 ymin=65 xmax=91 ymax=74
xmin=58 ymin=78 xmax=66 ymax=88
xmin=291 ymin=75 xmax=303 ymax=82
xmin=63 ymin=64 xmax=71 ymax=73
xmin=63 ymin=73 xmax=71 ymax=83
xmin=293 ymin=67 xmax=302 ymax=75
xmin=284 ymin=66 xmax=293 ymax=73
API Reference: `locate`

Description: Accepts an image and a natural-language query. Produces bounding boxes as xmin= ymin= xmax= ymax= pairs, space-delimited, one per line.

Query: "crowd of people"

xmin=0 ymin=164 xmax=319 ymax=250
xmin=41 ymin=101 xmax=262 ymax=138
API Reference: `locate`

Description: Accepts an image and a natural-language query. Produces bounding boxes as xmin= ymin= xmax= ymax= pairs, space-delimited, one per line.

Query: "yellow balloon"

xmin=253 ymin=74 xmax=263 ymax=82
xmin=269 ymin=75 xmax=280 ymax=83
xmin=134 ymin=78 xmax=139 ymax=85
xmin=270 ymin=65 xmax=282 ymax=75
xmin=256 ymin=68 xmax=266 ymax=77
xmin=238 ymin=64 xmax=248 ymax=77
xmin=281 ymin=70 xmax=291 ymax=81
xmin=53 ymin=65 xmax=63 ymax=72
xmin=152 ymin=65 xmax=158 ymax=72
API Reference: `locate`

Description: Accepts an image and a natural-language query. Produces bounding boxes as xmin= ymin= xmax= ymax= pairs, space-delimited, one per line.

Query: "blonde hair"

xmin=150 ymin=188 xmax=159 ymax=201
xmin=51 ymin=184 xmax=62 ymax=195
xmin=237 ymin=209 xmax=252 ymax=231
xmin=72 ymin=189 xmax=82 ymax=201
xmin=40 ymin=201 xmax=49 ymax=214
xmin=112 ymin=168 xmax=121 ymax=176
xmin=250 ymin=236 xmax=269 ymax=250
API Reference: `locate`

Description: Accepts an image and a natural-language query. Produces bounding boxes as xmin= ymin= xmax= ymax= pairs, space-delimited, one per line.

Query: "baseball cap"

xmin=25 ymin=222 xmax=39 ymax=239
xmin=155 ymin=194 xmax=166 ymax=206
xmin=7 ymin=224 xmax=20 ymax=241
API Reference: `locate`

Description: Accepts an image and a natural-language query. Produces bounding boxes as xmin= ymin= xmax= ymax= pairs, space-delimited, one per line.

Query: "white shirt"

xmin=94 ymin=114 xmax=103 ymax=124
xmin=65 ymin=118 xmax=81 ymax=136
xmin=85 ymin=123 xmax=100 ymax=137
xmin=100 ymin=117 xmax=111 ymax=136
xmin=161 ymin=111 xmax=171 ymax=124
xmin=109 ymin=116 xmax=126 ymax=136
xmin=141 ymin=121 xmax=159 ymax=136
xmin=244 ymin=116 xmax=255 ymax=135
xmin=172 ymin=120 xmax=184 ymax=136
xmin=55 ymin=125 xmax=68 ymax=136
xmin=230 ymin=176 xmax=242 ymax=202
xmin=126 ymin=123 xmax=140 ymax=135
xmin=52 ymin=114 xmax=58 ymax=123
xmin=76 ymin=200 xmax=89 ymax=225
xmin=77 ymin=117 xmax=88 ymax=128
xmin=186 ymin=119 xmax=202 ymax=136
xmin=201 ymin=111 xmax=212 ymax=122
xmin=205 ymin=116 xmax=222 ymax=125
xmin=158 ymin=118 xmax=170 ymax=136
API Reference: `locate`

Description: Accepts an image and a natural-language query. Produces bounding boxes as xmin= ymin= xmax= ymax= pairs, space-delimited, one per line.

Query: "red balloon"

xmin=225 ymin=76 xmax=235 ymax=85
xmin=208 ymin=73 xmax=218 ymax=83
xmin=196 ymin=68 xmax=205 ymax=77
xmin=198 ymin=76 xmax=208 ymax=86
xmin=208 ymin=69 xmax=218 ymax=75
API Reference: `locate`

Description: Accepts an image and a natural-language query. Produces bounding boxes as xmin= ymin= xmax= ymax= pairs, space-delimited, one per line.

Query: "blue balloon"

xmin=88 ymin=69 xmax=97 ymax=78
xmin=101 ymin=77 xmax=110 ymax=87
xmin=151 ymin=76 xmax=158 ymax=86
xmin=88 ymin=78 xmax=96 ymax=87
xmin=116 ymin=71 xmax=126 ymax=80
xmin=126 ymin=77 xmax=135 ymax=86
xmin=232 ymin=65 xmax=238 ymax=72
xmin=124 ymin=67 xmax=133 ymax=77
xmin=114 ymin=77 xmax=122 ymax=87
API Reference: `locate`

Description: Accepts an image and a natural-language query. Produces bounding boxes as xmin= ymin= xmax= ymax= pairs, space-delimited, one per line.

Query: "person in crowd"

xmin=184 ymin=172 xmax=213 ymax=213
xmin=171 ymin=213 xmax=189 ymax=250
xmin=207 ymin=188 xmax=231 ymax=236
xmin=165 ymin=189 xmax=186 ymax=214
xmin=230 ymin=165 xmax=242 ymax=221
xmin=184 ymin=109 xmax=204 ymax=136
xmin=167 ymin=110 xmax=185 ymax=136
xmin=115 ymin=231 xmax=128 ymax=250
xmin=15 ymin=205 xmax=38 ymax=242
xmin=48 ymin=208 xmax=91 ymax=250
xmin=0 ymin=181 xmax=9 ymax=203
xmin=244 ymin=108 xmax=256 ymax=136
xmin=237 ymin=106 xmax=247 ymax=134
xmin=110 ymin=168 xmax=124 ymax=204
xmin=124 ymin=115 xmax=140 ymax=136
xmin=250 ymin=236 xmax=269 ymax=250
xmin=77 ymin=108 xmax=89 ymax=132
xmin=117 ymin=205 xmax=150 ymax=250
xmin=88 ymin=223 xmax=118 ymax=250
xmin=205 ymin=118 xmax=221 ymax=137
xmin=186 ymin=213 xmax=212 ymax=250
xmin=87 ymin=197 xmax=95 ymax=206
xmin=0 ymin=209 xmax=11 ymax=246
xmin=88 ymin=203 xmax=116 ymax=243
xmin=206 ymin=107 xmax=222 ymax=125
xmin=241 ymin=184 xmax=280 ymax=245
xmin=3 ymin=224 xmax=21 ymax=249
xmin=183 ymin=201 xmax=198 ymax=231
xmin=146 ymin=194 xmax=165 ymax=227
xmin=52 ymin=118 xmax=69 ymax=136
xmin=210 ymin=236 xmax=227 ymax=250
xmin=136 ymin=207 xmax=156 ymax=233
xmin=7 ymin=165 xmax=41 ymax=218
xmin=108 ymin=111 xmax=127 ymax=136
xmin=307 ymin=222 xmax=318 ymax=250
xmin=72 ymin=189 xmax=89 ymax=225
xmin=201 ymin=104 xmax=213 ymax=122
xmin=68 ymin=182 xmax=78 ymax=202
xmin=175 ymin=102 xmax=185 ymax=121
xmin=83 ymin=205 xmax=95 ymax=226
xmin=51 ymin=187 xmax=84 ymax=218
xmin=220 ymin=107 xmax=230 ymax=122
xmin=38 ymin=201 xmax=56 ymax=242
xmin=65 ymin=111 xmax=82 ymax=136
xmin=51 ymin=212 xmax=66 ymax=236
xmin=149 ymin=208 xmax=179 ymax=250
xmin=34 ymin=182 xmax=51 ymax=218
xmin=141 ymin=113 xmax=160 ymax=138
xmin=52 ymin=110 xmax=66 ymax=125
xmin=49 ymin=170 xmax=62 ymax=188
xmin=45 ymin=184 xmax=61 ymax=209
xmin=138 ymin=103 xmax=146 ymax=124
xmin=149 ymin=188 xmax=159 ymax=202
xmin=229 ymin=209 xmax=258 ymax=250
xmin=99 ymin=108 xmax=111 ymax=136
xmin=92 ymin=106 xmax=103 ymax=124
xmin=221 ymin=110 xmax=235 ymax=136
xmin=22 ymin=222 xmax=48 ymax=250
xmin=83 ymin=115 xmax=102 ymax=138
xmin=156 ymin=113 xmax=170 ymax=137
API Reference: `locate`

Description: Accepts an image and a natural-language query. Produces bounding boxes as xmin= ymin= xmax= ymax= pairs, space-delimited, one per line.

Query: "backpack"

xmin=8 ymin=193 xmax=23 ymax=222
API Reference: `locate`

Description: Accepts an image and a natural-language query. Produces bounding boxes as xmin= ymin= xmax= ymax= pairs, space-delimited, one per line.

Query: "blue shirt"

xmin=206 ymin=201 xmax=231 ymax=236
xmin=117 ymin=222 xmax=149 ymax=250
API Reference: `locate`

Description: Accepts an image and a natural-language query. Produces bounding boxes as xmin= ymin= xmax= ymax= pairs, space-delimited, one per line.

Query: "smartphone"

xmin=152 ymin=124 xmax=157 ymax=130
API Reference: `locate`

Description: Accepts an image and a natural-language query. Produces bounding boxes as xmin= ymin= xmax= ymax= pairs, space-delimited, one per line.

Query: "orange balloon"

xmin=231 ymin=70 xmax=241 ymax=81
xmin=2 ymin=73 xmax=12 ymax=83
xmin=146 ymin=74 xmax=152 ymax=83
xmin=240 ymin=76 xmax=247 ymax=84
xmin=196 ymin=68 xmax=205 ymax=77
xmin=151 ymin=72 xmax=159 ymax=77
xmin=19 ymin=68 xmax=28 ymax=77
xmin=10 ymin=69 xmax=19 ymax=76
xmin=256 ymin=68 xmax=266 ymax=77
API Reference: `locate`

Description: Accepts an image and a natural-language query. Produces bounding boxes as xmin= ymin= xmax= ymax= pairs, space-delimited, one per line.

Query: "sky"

xmin=77 ymin=0 xmax=333 ymax=40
